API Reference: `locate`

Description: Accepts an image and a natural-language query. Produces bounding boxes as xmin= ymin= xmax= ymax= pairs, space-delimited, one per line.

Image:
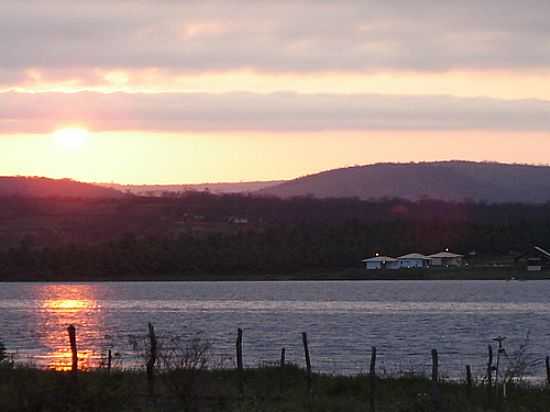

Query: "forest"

xmin=1 ymin=192 xmax=550 ymax=279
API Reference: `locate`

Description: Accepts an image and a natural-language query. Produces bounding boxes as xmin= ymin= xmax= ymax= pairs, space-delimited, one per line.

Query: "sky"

xmin=2 ymin=1 xmax=550 ymax=184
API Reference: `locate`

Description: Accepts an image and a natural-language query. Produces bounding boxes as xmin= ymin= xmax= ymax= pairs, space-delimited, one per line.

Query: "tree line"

xmin=1 ymin=193 xmax=550 ymax=278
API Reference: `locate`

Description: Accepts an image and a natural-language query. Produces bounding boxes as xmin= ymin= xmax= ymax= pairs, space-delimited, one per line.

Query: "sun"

xmin=52 ymin=127 xmax=90 ymax=150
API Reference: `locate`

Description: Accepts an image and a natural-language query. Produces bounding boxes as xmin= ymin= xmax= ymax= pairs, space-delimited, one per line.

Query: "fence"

xmin=4 ymin=323 xmax=549 ymax=411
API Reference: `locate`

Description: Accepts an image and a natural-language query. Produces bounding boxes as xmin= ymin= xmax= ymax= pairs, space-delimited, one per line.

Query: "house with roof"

xmin=514 ymin=246 xmax=550 ymax=271
xmin=362 ymin=255 xmax=400 ymax=270
xmin=428 ymin=251 xmax=464 ymax=267
xmin=397 ymin=253 xmax=432 ymax=269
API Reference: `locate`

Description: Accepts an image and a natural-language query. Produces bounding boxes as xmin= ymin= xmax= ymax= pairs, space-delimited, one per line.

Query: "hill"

xmin=259 ymin=161 xmax=550 ymax=203
xmin=0 ymin=176 xmax=124 ymax=198
xmin=101 ymin=180 xmax=283 ymax=196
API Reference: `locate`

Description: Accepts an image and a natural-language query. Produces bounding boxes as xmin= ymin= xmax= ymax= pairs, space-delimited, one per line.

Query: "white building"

xmin=362 ymin=256 xmax=400 ymax=270
xmin=428 ymin=251 xmax=464 ymax=267
xmin=514 ymin=245 xmax=550 ymax=271
xmin=397 ymin=253 xmax=432 ymax=269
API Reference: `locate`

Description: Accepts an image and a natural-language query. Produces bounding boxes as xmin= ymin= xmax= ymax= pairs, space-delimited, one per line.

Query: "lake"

xmin=1 ymin=280 xmax=549 ymax=379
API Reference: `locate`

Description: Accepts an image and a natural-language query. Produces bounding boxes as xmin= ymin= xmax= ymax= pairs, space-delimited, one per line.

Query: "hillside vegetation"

xmin=102 ymin=180 xmax=283 ymax=196
xmin=0 ymin=177 xmax=123 ymax=199
xmin=1 ymin=193 xmax=550 ymax=279
xmin=260 ymin=161 xmax=550 ymax=203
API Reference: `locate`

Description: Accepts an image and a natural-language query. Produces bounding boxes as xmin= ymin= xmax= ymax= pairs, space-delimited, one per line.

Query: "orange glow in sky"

xmin=6 ymin=69 xmax=550 ymax=101
xmin=2 ymin=130 xmax=550 ymax=184
xmin=2 ymin=2 xmax=550 ymax=184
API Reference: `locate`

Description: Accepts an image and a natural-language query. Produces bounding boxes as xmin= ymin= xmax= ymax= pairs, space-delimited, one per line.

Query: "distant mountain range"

xmin=101 ymin=181 xmax=283 ymax=195
xmin=0 ymin=176 xmax=123 ymax=198
xmin=258 ymin=161 xmax=550 ymax=203
xmin=5 ymin=161 xmax=550 ymax=203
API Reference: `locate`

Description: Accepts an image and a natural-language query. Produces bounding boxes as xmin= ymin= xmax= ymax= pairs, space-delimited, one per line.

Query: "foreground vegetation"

xmin=2 ymin=327 xmax=549 ymax=412
xmin=1 ymin=364 xmax=549 ymax=412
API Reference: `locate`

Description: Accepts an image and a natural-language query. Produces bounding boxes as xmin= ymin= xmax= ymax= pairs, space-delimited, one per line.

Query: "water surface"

xmin=0 ymin=280 xmax=548 ymax=378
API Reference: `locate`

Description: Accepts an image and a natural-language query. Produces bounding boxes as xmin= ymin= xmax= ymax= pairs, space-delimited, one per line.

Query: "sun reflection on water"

xmin=43 ymin=298 xmax=94 ymax=311
xmin=37 ymin=285 xmax=103 ymax=370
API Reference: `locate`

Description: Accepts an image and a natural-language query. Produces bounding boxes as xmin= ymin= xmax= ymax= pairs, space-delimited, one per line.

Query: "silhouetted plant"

xmin=0 ymin=339 xmax=14 ymax=368
xmin=0 ymin=340 xmax=6 ymax=363
xmin=504 ymin=333 xmax=539 ymax=384
xmin=160 ymin=332 xmax=211 ymax=412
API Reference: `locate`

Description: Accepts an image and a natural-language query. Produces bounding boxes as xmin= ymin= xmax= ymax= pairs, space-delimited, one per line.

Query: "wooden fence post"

xmin=431 ymin=349 xmax=440 ymax=411
xmin=546 ymin=356 xmax=550 ymax=386
xmin=302 ymin=332 xmax=312 ymax=394
xmin=236 ymin=328 xmax=243 ymax=370
xmin=369 ymin=346 xmax=377 ymax=412
xmin=236 ymin=328 xmax=244 ymax=396
xmin=67 ymin=325 xmax=78 ymax=374
xmin=487 ymin=345 xmax=494 ymax=407
xmin=107 ymin=349 xmax=112 ymax=375
xmin=466 ymin=365 xmax=472 ymax=400
xmin=279 ymin=347 xmax=286 ymax=394
xmin=146 ymin=323 xmax=157 ymax=398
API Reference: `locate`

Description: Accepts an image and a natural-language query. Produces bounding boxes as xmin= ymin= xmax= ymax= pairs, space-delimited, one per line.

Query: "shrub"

xmin=0 ymin=340 xmax=6 ymax=363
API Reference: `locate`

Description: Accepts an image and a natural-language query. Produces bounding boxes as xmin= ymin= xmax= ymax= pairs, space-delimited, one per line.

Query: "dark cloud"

xmin=1 ymin=0 xmax=550 ymax=80
xmin=2 ymin=91 xmax=550 ymax=133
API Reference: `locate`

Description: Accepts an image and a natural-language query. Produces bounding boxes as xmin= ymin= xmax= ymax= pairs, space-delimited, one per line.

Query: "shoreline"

xmin=2 ymin=267 xmax=550 ymax=282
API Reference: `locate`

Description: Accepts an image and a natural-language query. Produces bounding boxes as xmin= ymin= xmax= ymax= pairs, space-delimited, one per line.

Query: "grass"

xmin=4 ymin=263 xmax=550 ymax=282
xmin=5 ymin=270 xmax=550 ymax=282
xmin=1 ymin=364 xmax=549 ymax=412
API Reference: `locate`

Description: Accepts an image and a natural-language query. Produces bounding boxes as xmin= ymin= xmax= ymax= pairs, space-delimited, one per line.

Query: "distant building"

xmin=514 ymin=246 xmax=550 ymax=271
xmin=362 ymin=256 xmax=400 ymax=270
xmin=397 ymin=253 xmax=432 ymax=269
xmin=428 ymin=251 xmax=464 ymax=267
xmin=228 ymin=216 xmax=249 ymax=224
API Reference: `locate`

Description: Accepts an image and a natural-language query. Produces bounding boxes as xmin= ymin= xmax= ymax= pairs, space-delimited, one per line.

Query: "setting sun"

xmin=52 ymin=127 xmax=90 ymax=151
